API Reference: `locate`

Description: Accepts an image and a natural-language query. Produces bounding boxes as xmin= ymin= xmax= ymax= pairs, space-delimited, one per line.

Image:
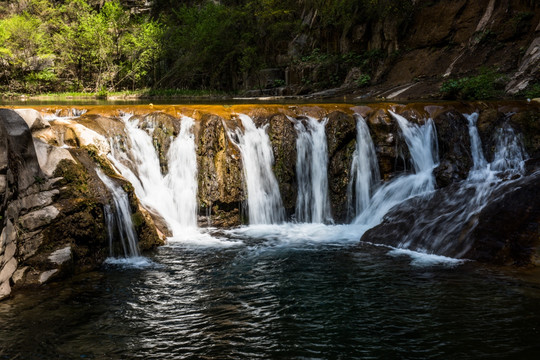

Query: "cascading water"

xmin=165 ymin=116 xmax=198 ymax=228
xmin=466 ymin=113 xmax=487 ymax=173
xmin=96 ymin=169 xmax=140 ymax=258
xmin=108 ymin=114 xmax=199 ymax=238
xmin=392 ymin=113 xmax=529 ymax=258
xmin=230 ymin=114 xmax=285 ymax=225
xmin=294 ymin=116 xmax=332 ymax=223
xmin=347 ymin=114 xmax=380 ymax=219
xmin=354 ymin=111 xmax=438 ymax=226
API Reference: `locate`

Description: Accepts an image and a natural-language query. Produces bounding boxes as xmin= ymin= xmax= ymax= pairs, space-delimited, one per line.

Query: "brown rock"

xmin=325 ymin=111 xmax=356 ymax=222
xmin=432 ymin=110 xmax=473 ymax=187
xmin=266 ymin=114 xmax=297 ymax=216
xmin=197 ymin=114 xmax=244 ymax=227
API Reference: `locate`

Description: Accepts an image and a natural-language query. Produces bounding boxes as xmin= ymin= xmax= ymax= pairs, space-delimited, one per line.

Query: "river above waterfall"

xmin=1 ymin=231 xmax=539 ymax=359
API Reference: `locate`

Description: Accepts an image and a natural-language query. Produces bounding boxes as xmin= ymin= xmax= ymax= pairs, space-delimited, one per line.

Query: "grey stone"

xmin=49 ymin=246 xmax=72 ymax=265
xmin=0 ymin=175 xmax=6 ymax=194
xmin=12 ymin=266 xmax=28 ymax=285
xmin=0 ymin=220 xmax=16 ymax=259
xmin=19 ymin=189 xmax=60 ymax=215
xmin=33 ymin=138 xmax=75 ymax=177
xmin=0 ymin=257 xmax=17 ymax=283
xmin=18 ymin=231 xmax=44 ymax=260
xmin=0 ymin=280 xmax=11 ymax=300
xmin=506 ymin=37 xmax=540 ymax=95
xmin=39 ymin=269 xmax=58 ymax=284
xmin=13 ymin=109 xmax=50 ymax=131
xmin=18 ymin=205 xmax=59 ymax=231
xmin=3 ymin=242 xmax=16 ymax=265
xmin=0 ymin=109 xmax=43 ymax=192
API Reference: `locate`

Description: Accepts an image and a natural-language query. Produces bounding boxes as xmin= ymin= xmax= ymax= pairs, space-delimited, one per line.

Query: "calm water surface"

xmin=1 ymin=230 xmax=539 ymax=359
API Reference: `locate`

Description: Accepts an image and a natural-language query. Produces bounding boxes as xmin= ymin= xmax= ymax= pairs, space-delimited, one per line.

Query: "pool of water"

xmin=1 ymin=226 xmax=539 ymax=359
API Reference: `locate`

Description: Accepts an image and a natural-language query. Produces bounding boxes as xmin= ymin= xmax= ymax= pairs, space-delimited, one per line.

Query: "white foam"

xmin=224 ymin=223 xmax=370 ymax=247
xmin=166 ymin=228 xmax=243 ymax=248
xmin=388 ymin=248 xmax=465 ymax=267
xmin=104 ymin=256 xmax=155 ymax=269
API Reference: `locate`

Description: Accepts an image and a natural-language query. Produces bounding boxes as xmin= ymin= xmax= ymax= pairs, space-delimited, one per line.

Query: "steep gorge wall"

xmin=278 ymin=0 xmax=540 ymax=99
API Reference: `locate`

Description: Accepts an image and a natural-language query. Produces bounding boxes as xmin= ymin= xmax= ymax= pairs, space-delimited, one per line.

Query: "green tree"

xmin=120 ymin=20 xmax=164 ymax=89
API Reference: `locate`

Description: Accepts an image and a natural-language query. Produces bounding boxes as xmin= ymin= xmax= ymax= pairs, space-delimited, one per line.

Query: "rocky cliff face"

xmin=271 ymin=0 xmax=540 ymax=100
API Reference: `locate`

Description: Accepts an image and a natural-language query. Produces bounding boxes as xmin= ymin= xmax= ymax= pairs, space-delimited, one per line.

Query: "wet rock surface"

xmin=362 ymin=170 xmax=540 ymax=266
xmin=266 ymin=114 xmax=297 ymax=216
xmin=326 ymin=111 xmax=356 ymax=222
xmin=197 ymin=114 xmax=244 ymax=227
xmin=432 ymin=110 xmax=473 ymax=187
xmin=0 ymin=109 xmax=162 ymax=299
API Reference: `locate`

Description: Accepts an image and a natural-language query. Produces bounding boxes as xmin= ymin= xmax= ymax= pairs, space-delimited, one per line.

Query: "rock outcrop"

xmin=197 ymin=114 xmax=244 ymax=227
xmin=278 ymin=1 xmax=540 ymax=100
xmin=0 ymin=109 xmax=162 ymax=300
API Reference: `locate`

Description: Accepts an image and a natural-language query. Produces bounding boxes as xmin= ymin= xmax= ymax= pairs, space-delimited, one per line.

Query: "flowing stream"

xmin=391 ymin=114 xmax=529 ymax=257
xmin=108 ymin=114 xmax=199 ymax=239
xmin=353 ymin=111 xmax=438 ymax=226
xmin=347 ymin=114 xmax=380 ymax=219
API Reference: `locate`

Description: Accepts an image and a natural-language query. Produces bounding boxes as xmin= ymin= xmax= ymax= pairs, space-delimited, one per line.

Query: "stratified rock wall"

xmin=0 ymin=109 xmax=162 ymax=300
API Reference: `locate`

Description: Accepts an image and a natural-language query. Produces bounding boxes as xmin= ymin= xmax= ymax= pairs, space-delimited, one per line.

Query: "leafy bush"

xmin=522 ymin=82 xmax=540 ymax=99
xmin=356 ymin=74 xmax=371 ymax=87
xmin=440 ymin=69 xmax=506 ymax=100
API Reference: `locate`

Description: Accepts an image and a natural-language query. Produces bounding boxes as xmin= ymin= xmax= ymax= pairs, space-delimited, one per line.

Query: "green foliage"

xmin=440 ymin=69 xmax=506 ymax=100
xmin=0 ymin=0 xmax=164 ymax=93
xmin=521 ymin=82 xmax=540 ymax=99
xmin=301 ymin=48 xmax=332 ymax=64
xmin=356 ymin=74 xmax=371 ymax=87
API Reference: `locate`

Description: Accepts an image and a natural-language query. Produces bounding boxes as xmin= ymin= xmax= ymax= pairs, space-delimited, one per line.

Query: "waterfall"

xmin=466 ymin=113 xmax=488 ymax=173
xmin=394 ymin=114 xmax=528 ymax=258
xmin=347 ymin=114 xmax=380 ymax=219
xmin=165 ymin=116 xmax=198 ymax=228
xmin=97 ymin=170 xmax=140 ymax=258
xmin=108 ymin=114 xmax=199 ymax=237
xmin=354 ymin=111 xmax=438 ymax=226
xmin=230 ymin=114 xmax=285 ymax=224
xmin=294 ymin=116 xmax=332 ymax=223
xmin=490 ymin=126 xmax=526 ymax=175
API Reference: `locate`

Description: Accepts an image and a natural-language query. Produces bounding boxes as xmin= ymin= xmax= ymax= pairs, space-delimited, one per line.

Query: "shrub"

xmin=440 ymin=69 xmax=506 ymax=100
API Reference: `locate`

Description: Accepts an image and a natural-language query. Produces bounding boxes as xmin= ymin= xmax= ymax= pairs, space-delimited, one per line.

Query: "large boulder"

xmin=13 ymin=109 xmax=50 ymax=131
xmin=265 ymin=114 xmax=297 ymax=217
xmin=197 ymin=114 xmax=244 ymax=227
xmin=432 ymin=110 xmax=473 ymax=187
xmin=464 ymin=171 xmax=540 ymax=265
xmin=0 ymin=109 xmax=162 ymax=300
xmin=361 ymin=171 xmax=540 ymax=266
xmin=326 ymin=111 xmax=357 ymax=222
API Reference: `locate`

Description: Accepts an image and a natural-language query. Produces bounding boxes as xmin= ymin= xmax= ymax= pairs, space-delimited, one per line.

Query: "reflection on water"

xmin=1 ymin=231 xmax=540 ymax=359
xmin=0 ymin=96 xmax=353 ymax=107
